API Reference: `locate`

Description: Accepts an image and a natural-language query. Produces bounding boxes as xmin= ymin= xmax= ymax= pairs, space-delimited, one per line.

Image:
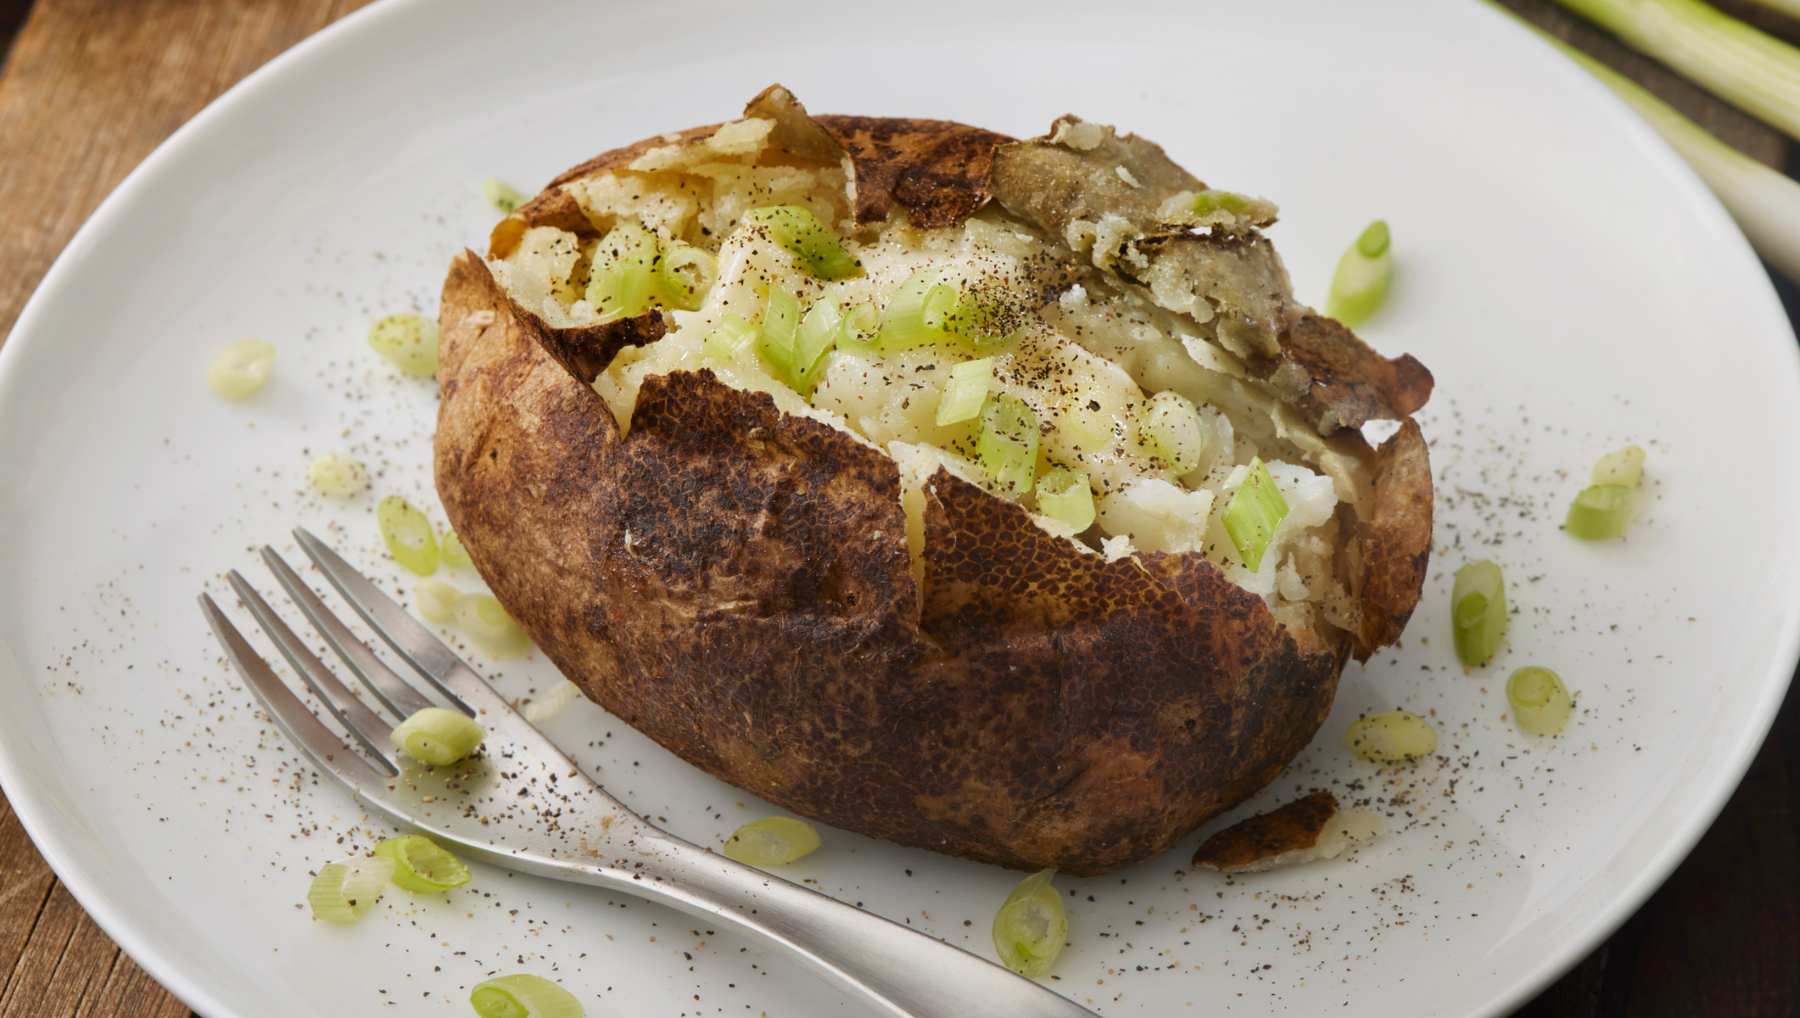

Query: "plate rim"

xmin=0 ymin=1 xmax=1795 ymax=1015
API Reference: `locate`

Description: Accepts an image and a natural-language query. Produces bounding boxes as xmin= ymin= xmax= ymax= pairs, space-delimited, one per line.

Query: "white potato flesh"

xmin=1095 ymin=479 xmax=1217 ymax=555
xmin=498 ymin=187 xmax=1352 ymax=608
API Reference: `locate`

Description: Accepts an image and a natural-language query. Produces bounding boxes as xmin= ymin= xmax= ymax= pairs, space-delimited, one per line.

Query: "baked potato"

xmin=434 ymin=85 xmax=1433 ymax=875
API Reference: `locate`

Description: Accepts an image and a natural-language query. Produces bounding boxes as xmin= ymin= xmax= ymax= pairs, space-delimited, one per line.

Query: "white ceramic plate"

xmin=3 ymin=1 xmax=1797 ymax=1015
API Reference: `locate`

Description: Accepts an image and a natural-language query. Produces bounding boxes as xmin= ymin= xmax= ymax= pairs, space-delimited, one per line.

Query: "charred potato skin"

xmin=435 ymin=95 xmax=1434 ymax=874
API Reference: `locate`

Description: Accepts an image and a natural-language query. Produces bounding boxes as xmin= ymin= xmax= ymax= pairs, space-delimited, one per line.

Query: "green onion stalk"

xmin=1495 ymin=2 xmax=1800 ymax=281
xmin=1748 ymin=0 xmax=1800 ymax=18
xmin=1556 ymin=0 xmax=1800 ymax=140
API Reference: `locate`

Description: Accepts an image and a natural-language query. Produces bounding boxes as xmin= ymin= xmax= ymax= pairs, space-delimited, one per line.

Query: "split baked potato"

xmin=434 ymin=86 xmax=1434 ymax=875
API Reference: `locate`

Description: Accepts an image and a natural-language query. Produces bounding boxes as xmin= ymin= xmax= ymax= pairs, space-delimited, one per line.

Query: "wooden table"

xmin=0 ymin=1 xmax=1794 ymax=1014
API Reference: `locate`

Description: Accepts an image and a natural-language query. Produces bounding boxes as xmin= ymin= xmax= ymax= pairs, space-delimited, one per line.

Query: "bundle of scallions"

xmin=1495 ymin=0 xmax=1800 ymax=280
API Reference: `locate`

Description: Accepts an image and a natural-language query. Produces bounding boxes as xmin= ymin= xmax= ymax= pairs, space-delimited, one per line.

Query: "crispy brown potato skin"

xmin=1190 ymin=791 xmax=1339 ymax=871
xmin=436 ymin=98 xmax=1435 ymax=873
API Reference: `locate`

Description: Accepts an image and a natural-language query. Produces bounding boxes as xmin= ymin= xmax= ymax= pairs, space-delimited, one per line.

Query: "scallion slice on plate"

xmin=306 ymin=454 xmax=368 ymax=499
xmin=374 ymin=834 xmax=471 ymax=893
xmin=307 ymin=857 xmax=394 ymax=925
xmin=456 ymin=593 xmax=532 ymax=660
xmin=367 ymin=313 xmax=439 ymax=378
xmin=1327 ymin=220 xmax=1392 ymax=328
xmin=482 ymin=178 xmax=525 ymax=214
xmin=1508 ymin=666 xmax=1576 ymax=736
xmin=991 ymin=869 xmax=1068 ymax=979
xmin=205 ymin=339 xmax=276 ymax=400
xmin=1451 ymin=559 xmax=1508 ymax=667
xmin=469 ymin=973 xmax=584 ymax=1018
xmin=414 ymin=577 xmax=461 ymax=626
xmin=1345 ymin=709 xmax=1439 ymax=763
xmin=1564 ymin=483 xmax=1636 ymax=540
xmin=377 ymin=496 xmax=439 ymax=576
xmin=440 ymin=529 xmax=473 ymax=569
xmin=390 ymin=706 xmax=484 ymax=766
xmin=720 ymin=817 xmax=821 ymax=867
xmin=1591 ymin=444 xmax=1647 ymax=486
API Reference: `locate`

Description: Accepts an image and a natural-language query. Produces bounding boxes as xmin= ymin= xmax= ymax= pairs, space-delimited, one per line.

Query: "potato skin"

xmin=435 ymin=96 xmax=1434 ymax=873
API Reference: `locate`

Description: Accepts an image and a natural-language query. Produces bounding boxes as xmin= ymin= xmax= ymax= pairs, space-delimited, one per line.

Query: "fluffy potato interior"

xmin=488 ymin=116 xmax=1359 ymax=623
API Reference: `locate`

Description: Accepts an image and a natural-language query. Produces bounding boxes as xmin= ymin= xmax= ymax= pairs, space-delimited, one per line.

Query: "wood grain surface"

xmin=0 ymin=1 xmax=1794 ymax=1015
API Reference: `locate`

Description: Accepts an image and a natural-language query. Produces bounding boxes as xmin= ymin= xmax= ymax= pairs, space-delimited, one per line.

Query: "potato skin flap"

xmin=436 ymin=86 xmax=1433 ymax=874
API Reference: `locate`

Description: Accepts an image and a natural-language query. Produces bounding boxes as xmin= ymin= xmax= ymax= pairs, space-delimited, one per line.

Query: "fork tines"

xmin=199 ymin=528 xmax=505 ymax=790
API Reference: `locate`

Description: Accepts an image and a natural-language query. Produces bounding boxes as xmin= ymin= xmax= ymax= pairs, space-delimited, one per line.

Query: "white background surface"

xmin=1 ymin=0 xmax=1797 ymax=1015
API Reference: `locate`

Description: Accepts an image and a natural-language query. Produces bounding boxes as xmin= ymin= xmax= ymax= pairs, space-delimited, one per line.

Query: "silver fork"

xmin=198 ymin=528 xmax=1099 ymax=1018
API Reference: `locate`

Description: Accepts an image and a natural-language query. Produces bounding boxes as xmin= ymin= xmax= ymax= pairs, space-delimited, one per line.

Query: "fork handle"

xmin=575 ymin=829 xmax=1099 ymax=1018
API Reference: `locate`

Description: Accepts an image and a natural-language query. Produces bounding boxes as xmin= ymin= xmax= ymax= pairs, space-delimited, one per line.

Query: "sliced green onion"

xmin=878 ymin=275 xmax=941 ymax=349
xmin=754 ymin=287 xmax=803 ymax=383
xmin=921 ymin=282 xmax=962 ymax=334
xmin=441 ymin=529 xmax=473 ymax=569
xmin=368 ymin=313 xmax=440 ymax=378
xmin=1356 ymin=219 xmax=1392 ymax=258
xmin=456 ymin=593 xmax=532 ymax=659
xmin=307 ymin=454 xmax=368 ymax=498
xmin=1345 ymin=709 xmax=1438 ymax=763
xmin=1564 ymin=483 xmax=1636 ymax=540
xmin=307 ymin=857 xmax=394 ymax=924
xmin=991 ymin=869 xmax=1067 ymax=979
xmin=1556 ymin=0 xmax=1800 ymax=141
xmin=657 ymin=242 xmax=716 ymax=312
xmin=585 ymin=221 xmax=661 ymax=322
xmin=373 ymin=834 xmax=471 ymax=893
xmin=482 ymin=179 xmax=526 ymax=215
xmin=721 ymin=817 xmax=822 ymax=867
xmin=206 ymin=339 xmax=276 ymax=400
xmin=415 ymin=578 xmax=462 ymax=625
xmin=789 ymin=297 xmax=843 ymax=395
xmin=1223 ymin=457 xmax=1288 ymax=571
xmin=874 ymin=280 xmax=1019 ymax=353
xmin=742 ymin=205 xmax=860 ymax=280
xmin=1508 ymin=666 xmax=1576 ymax=736
xmin=935 ymin=357 xmax=994 ymax=426
xmin=469 ymin=974 xmax=584 ymax=1018
xmin=377 ymin=496 xmax=439 ymax=576
xmin=701 ymin=313 xmax=758 ymax=365
xmin=1327 ymin=220 xmax=1393 ymax=328
xmin=1136 ymin=391 xmax=1208 ymax=474
xmin=1591 ymin=445 xmax=1646 ymax=487
xmin=1498 ymin=3 xmax=1800 ymax=281
xmin=1035 ymin=467 xmax=1096 ymax=533
xmin=1748 ymin=0 xmax=1800 ymax=18
xmin=976 ymin=394 xmax=1041 ymax=498
xmin=836 ymin=303 xmax=880 ymax=357
xmin=391 ymin=706 xmax=485 ymax=766
xmin=1450 ymin=559 xmax=1508 ymax=668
